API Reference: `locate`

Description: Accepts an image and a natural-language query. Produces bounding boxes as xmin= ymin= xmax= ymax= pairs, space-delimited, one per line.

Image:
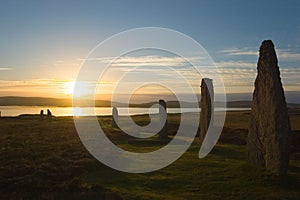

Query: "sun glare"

xmin=64 ymin=81 xmax=75 ymax=96
xmin=63 ymin=81 xmax=94 ymax=98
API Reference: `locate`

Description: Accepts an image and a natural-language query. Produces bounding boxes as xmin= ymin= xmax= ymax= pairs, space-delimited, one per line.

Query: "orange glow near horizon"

xmin=63 ymin=81 xmax=95 ymax=98
xmin=63 ymin=81 xmax=75 ymax=96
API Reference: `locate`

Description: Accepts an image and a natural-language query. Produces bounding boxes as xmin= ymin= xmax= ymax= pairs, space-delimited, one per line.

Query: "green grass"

xmin=0 ymin=111 xmax=300 ymax=199
xmin=81 ymin=143 xmax=300 ymax=200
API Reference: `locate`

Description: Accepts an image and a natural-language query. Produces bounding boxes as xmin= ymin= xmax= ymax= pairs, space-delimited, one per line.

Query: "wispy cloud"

xmin=0 ymin=67 xmax=12 ymax=71
xmin=277 ymin=49 xmax=300 ymax=60
xmin=219 ymin=48 xmax=258 ymax=56
xmin=80 ymin=55 xmax=203 ymax=67
xmin=281 ymin=67 xmax=300 ymax=73
xmin=0 ymin=79 xmax=60 ymax=88
xmin=0 ymin=79 xmax=62 ymax=97
xmin=0 ymin=79 xmax=113 ymax=96
xmin=215 ymin=61 xmax=256 ymax=68
xmin=220 ymin=47 xmax=300 ymax=61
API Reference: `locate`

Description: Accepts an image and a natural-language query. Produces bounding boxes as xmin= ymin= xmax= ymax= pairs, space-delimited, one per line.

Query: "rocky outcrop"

xmin=200 ymin=78 xmax=214 ymax=143
xmin=247 ymin=40 xmax=291 ymax=175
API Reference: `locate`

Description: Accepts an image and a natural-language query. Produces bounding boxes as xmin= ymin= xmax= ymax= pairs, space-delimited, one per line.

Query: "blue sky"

xmin=0 ymin=0 xmax=299 ymax=98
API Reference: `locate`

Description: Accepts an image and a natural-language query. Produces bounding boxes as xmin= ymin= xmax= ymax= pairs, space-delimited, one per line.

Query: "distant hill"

xmin=0 ymin=96 xmax=299 ymax=108
xmin=0 ymin=96 xmax=111 ymax=107
xmin=0 ymin=96 xmax=72 ymax=107
xmin=0 ymin=96 xmax=196 ymax=108
xmin=225 ymin=91 xmax=300 ymax=104
xmin=226 ymin=101 xmax=252 ymax=108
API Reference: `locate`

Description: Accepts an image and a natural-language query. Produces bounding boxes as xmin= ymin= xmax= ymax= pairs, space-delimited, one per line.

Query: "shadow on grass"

xmin=210 ymin=144 xmax=245 ymax=160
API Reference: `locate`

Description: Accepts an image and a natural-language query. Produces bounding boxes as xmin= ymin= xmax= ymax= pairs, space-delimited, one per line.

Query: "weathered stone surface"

xmin=159 ymin=99 xmax=168 ymax=140
xmin=247 ymin=40 xmax=291 ymax=175
xmin=112 ymin=107 xmax=118 ymax=128
xmin=200 ymin=78 xmax=214 ymax=143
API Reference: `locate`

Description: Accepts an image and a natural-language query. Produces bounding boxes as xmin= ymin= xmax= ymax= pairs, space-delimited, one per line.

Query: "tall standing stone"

xmin=47 ymin=109 xmax=52 ymax=119
xmin=159 ymin=99 xmax=168 ymax=140
xmin=112 ymin=107 xmax=118 ymax=128
xmin=247 ymin=40 xmax=291 ymax=175
xmin=40 ymin=110 xmax=44 ymax=119
xmin=200 ymin=78 xmax=214 ymax=143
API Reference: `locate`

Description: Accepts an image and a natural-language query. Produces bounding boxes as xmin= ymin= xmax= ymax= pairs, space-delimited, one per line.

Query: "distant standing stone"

xmin=47 ymin=109 xmax=52 ymax=119
xmin=159 ymin=99 xmax=168 ymax=140
xmin=40 ymin=110 xmax=44 ymax=119
xmin=112 ymin=107 xmax=118 ymax=128
xmin=200 ymin=78 xmax=214 ymax=143
xmin=247 ymin=40 xmax=291 ymax=175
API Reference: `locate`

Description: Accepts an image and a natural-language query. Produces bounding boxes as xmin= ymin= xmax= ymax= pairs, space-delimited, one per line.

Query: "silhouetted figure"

xmin=112 ymin=107 xmax=118 ymax=128
xmin=47 ymin=109 xmax=52 ymax=119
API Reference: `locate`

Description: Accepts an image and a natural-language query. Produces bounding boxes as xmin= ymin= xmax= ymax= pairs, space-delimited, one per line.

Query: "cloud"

xmin=280 ymin=67 xmax=300 ymax=73
xmin=112 ymin=56 xmax=188 ymax=67
xmin=215 ymin=61 xmax=256 ymax=68
xmin=220 ymin=47 xmax=300 ymax=61
xmin=219 ymin=48 xmax=258 ymax=56
xmin=0 ymin=67 xmax=12 ymax=71
xmin=80 ymin=55 xmax=203 ymax=67
xmin=277 ymin=49 xmax=300 ymax=61
xmin=0 ymin=79 xmax=60 ymax=88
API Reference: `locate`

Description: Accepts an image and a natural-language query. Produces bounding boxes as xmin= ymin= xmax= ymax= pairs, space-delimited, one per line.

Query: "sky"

xmin=0 ymin=0 xmax=300 ymax=101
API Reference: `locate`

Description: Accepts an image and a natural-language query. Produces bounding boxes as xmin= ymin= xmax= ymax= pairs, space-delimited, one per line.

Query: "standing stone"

xmin=47 ymin=109 xmax=52 ymax=119
xmin=159 ymin=99 xmax=168 ymax=140
xmin=200 ymin=78 xmax=214 ymax=143
xmin=247 ymin=40 xmax=291 ymax=175
xmin=40 ymin=110 xmax=44 ymax=119
xmin=112 ymin=107 xmax=118 ymax=128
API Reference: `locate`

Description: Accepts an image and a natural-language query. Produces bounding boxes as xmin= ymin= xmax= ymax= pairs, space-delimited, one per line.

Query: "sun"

xmin=63 ymin=81 xmax=75 ymax=96
xmin=63 ymin=81 xmax=93 ymax=98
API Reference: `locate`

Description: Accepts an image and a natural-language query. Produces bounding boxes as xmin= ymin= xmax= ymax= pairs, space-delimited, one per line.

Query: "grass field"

xmin=0 ymin=110 xmax=300 ymax=199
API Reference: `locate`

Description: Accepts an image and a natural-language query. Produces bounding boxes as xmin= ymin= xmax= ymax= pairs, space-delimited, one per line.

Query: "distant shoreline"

xmin=0 ymin=106 xmax=252 ymax=117
xmin=1 ymin=95 xmax=299 ymax=108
